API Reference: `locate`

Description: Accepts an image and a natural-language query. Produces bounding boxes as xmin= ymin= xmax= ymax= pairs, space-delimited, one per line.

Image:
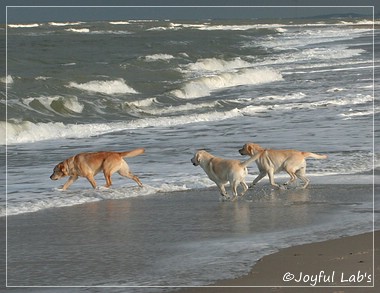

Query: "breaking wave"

xmin=67 ymin=79 xmax=138 ymax=95
xmin=172 ymin=68 xmax=283 ymax=99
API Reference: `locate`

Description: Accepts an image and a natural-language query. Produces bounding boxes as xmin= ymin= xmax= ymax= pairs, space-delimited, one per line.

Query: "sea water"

xmin=1 ymin=17 xmax=379 ymax=288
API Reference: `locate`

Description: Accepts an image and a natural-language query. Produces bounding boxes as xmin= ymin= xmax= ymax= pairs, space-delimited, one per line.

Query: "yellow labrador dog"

xmin=191 ymin=150 xmax=257 ymax=200
xmin=50 ymin=148 xmax=145 ymax=190
xmin=239 ymin=143 xmax=327 ymax=189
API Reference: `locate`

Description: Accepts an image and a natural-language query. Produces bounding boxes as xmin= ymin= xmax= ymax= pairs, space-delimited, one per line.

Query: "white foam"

xmin=126 ymin=97 xmax=158 ymax=108
xmin=172 ymin=68 xmax=283 ymax=99
xmin=0 ymin=75 xmax=13 ymax=84
xmin=67 ymin=78 xmax=138 ymax=95
xmin=49 ymin=22 xmax=82 ymax=26
xmin=109 ymin=21 xmax=130 ymax=25
xmin=8 ymin=23 xmax=40 ymax=28
xmin=2 ymin=181 xmax=212 ymax=217
xmin=35 ymin=76 xmax=51 ymax=80
xmin=65 ymin=28 xmax=90 ymax=33
xmin=340 ymin=110 xmax=375 ymax=119
xmin=144 ymin=54 xmax=175 ymax=62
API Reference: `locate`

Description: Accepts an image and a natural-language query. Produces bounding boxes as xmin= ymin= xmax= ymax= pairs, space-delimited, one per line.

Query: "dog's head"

xmin=50 ymin=162 xmax=68 ymax=180
xmin=191 ymin=150 xmax=207 ymax=166
xmin=239 ymin=143 xmax=263 ymax=156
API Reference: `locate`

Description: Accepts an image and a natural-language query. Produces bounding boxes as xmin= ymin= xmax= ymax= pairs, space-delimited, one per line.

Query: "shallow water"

xmin=6 ymin=185 xmax=376 ymax=287
xmin=2 ymin=15 xmax=379 ymax=290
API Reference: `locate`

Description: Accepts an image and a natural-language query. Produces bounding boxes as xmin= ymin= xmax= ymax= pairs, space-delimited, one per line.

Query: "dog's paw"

xmin=220 ymin=195 xmax=230 ymax=202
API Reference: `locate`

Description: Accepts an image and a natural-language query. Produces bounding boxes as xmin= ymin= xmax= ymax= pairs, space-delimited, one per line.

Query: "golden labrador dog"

xmin=239 ymin=143 xmax=327 ymax=189
xmin=191 ymin=150 xmax=257 ymax=200
xmin=50 ymin=148 xmax=145 ymax=190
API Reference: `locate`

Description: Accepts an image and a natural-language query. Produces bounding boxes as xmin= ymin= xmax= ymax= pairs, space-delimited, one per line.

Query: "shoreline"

xmin=4 ymin=183 xmax=377 ymax=291
xmin=175 ymin=231 xmax=379 ymax=293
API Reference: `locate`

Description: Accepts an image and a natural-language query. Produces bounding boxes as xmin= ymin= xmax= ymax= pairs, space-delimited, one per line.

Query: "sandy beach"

xmin=176 ymin=231 xmax=379 ymax=293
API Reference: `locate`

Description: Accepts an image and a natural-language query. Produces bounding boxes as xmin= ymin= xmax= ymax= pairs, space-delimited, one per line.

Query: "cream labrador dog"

xmin=191 ymin=150 xmax=257 ymax=200
xmin=50 ymin=148 xmax=145 ymax=190
xmin=239 ymin=143 xmax=327 ymax=189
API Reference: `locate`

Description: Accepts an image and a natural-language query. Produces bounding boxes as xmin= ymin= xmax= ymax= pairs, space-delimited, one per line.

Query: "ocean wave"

xmin=8 ymin=23 xmax=40 ymax=28
xmin=0 ymin=75 xmax=14 ymax=84
xmin=174 ymin=22 xmax=284 ymax=31
xmin=125 ymin=97 xmax=158 ymax=108
xmin=339 ymin=110 xmax=375 ymax=120
xmin=22 ymin=96 xmax=84 ymax=115
xmin=184 ymin=57 xmax=252 ymax=73
xmin=2 ymin=109 xmax=242 ymax=145
xmin=35 ymin=76 xmax=52 ymax=80
xmin=3 ymin=91 xmax=373 ymax=145
xmin=67 ymin=78 xmax=138 ymax=95
xmin=48 ymin=22 xmax=83 ymax=26
xmin=135 ymin=101 xmax=222 ymax=115
xmin=143 ymin=54 xmax=175 ymax=62
xmin=310 ymin=94 xmax=373 ymax=107
xmin=109 ymin=21 xmax=130 ymax=25
xmin=65 ymin=28 xmax=90 ymax=33
xmin=171 ymin=68 xmax=283 ymax=99
xmin=147 ymin=22 xmax=285 ymax=32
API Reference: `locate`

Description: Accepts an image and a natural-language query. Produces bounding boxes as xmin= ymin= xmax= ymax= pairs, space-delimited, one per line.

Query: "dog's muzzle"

xmin=191 ymin=158 xmax=198 ymax=166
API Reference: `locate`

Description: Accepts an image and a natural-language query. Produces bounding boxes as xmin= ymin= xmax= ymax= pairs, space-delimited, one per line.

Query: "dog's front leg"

xmin=268 ymin=170 xmax=285 ymax=189
xmin=85 ymin=175 xmax=97 ymax=189
xmin=62 ymin=175 xmax=78 ymax=190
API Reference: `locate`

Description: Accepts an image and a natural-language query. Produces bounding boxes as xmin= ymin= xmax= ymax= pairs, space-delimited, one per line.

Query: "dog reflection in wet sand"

xmin=239 ymin=143 xmax=327 ymax=189
xmin=50 ymin=148 xmax=145 ymax=190
xmin=191 ymin=150 xmax=257 ymax=201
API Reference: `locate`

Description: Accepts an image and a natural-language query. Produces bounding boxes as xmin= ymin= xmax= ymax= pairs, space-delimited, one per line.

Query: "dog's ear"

xmin=195 ymin=152 xmax=201 ymax=163
xmin=247 ymin=144 xmax=254 ymax=155
xmin=59 ymin=162 xmax=68 ymax=176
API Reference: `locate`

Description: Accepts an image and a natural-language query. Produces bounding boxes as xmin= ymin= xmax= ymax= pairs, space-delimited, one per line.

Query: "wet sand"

xmin=176 ymin=231 xmax=379 ymax=293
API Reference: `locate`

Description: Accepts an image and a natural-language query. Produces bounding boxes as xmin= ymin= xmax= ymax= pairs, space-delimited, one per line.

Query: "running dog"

xmin=50 ymin=148 xmax=145 ymax=190
xmin=191 ymin=150 xmax=257 ymax=200
xmin=239 ymin=143 xmax=327 ymax=189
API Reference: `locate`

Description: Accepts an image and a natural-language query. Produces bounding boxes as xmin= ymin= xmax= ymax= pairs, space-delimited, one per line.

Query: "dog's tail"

xmin=120 ymin=148 xmax=145 ymax=158
xmin=302 ymin=152 xmax=328 ymax=159
xmin=240 ymin=152 xmax=261 ymax=168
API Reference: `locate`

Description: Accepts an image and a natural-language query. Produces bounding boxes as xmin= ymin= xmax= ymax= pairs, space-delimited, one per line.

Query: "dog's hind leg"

xmin=231 ymin=180 xmax=239 ymax=200
xmin=295 ymin=168 xmax=310 ymax=189
xmin=118 ymin=161 xmax=143 ymax=187
xmin=284 ymin=169 xmax=297 ymax=187
xmin=216 ymin=183 xmax=229 ymax=199
xmin=239 ymin=181 xmax=249 ymax=197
